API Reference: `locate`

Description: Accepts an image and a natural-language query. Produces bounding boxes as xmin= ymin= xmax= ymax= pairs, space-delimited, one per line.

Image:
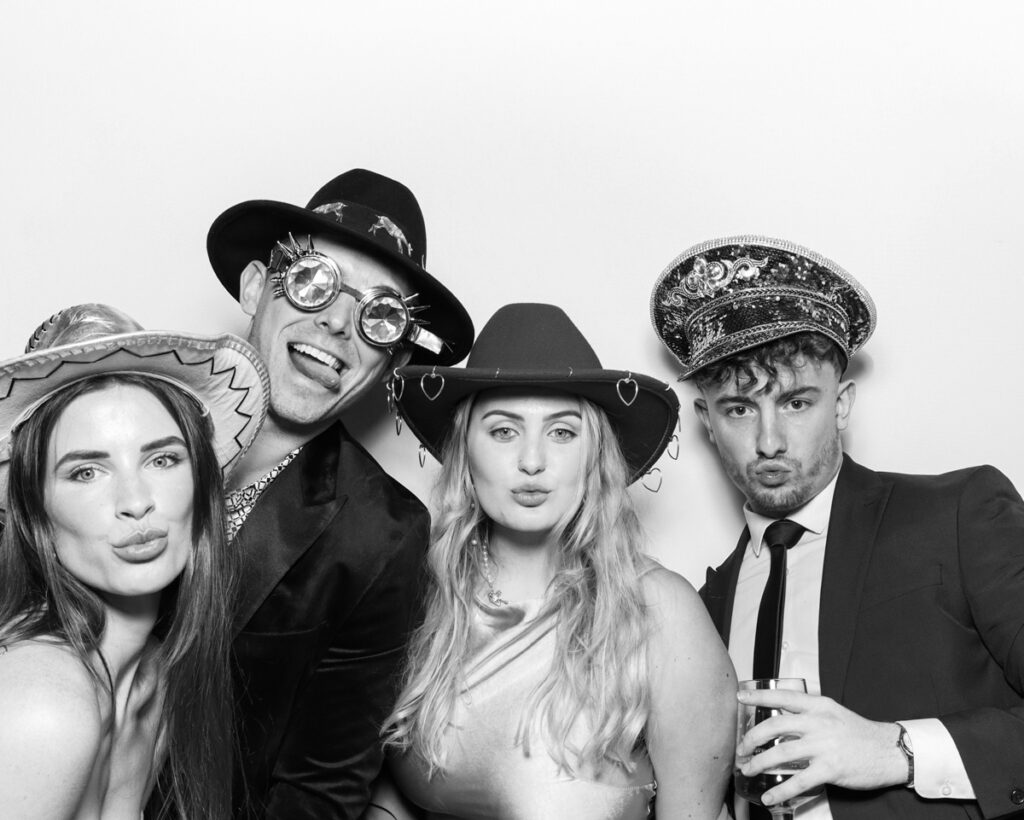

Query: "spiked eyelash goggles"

xmin=268 ymin=235 xmax=444 ymax=354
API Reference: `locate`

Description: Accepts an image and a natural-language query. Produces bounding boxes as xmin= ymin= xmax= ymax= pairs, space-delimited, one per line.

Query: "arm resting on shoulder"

xmin=642 ymin=567 xmax=736 ymax=820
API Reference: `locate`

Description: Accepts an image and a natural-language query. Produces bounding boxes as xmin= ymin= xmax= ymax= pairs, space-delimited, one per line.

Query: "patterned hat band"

xmin=305 ymin=199 xmax=420 ymax=266
xmin=686 ymin=288 xmax=851 ymax=369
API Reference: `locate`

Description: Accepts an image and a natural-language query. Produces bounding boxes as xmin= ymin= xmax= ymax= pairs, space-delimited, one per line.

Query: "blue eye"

xmin=68 ymin=466 xmax=98 ymax=482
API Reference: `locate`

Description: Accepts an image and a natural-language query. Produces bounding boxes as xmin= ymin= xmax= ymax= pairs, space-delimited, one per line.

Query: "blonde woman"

xmin=371 ymin=304 xmax=735 ymax=819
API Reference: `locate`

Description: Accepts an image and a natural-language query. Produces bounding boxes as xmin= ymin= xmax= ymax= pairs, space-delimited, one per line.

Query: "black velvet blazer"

xmin=702 ymin=455 xmax=1024 ymax=820
xmin=231 ymin=422 xmax=429 ymax=819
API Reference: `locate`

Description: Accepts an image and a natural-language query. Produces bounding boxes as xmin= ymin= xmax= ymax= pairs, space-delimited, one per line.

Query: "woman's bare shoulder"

xmin=638 ymin=561 xmax=703 ymax=615
xmin=638 ymin=562 xmax=730 ymax=656
xmin=0 ymin=642 xmax=104 ymax=816
xmin=0 ymin=640 xmax=103 ymax=749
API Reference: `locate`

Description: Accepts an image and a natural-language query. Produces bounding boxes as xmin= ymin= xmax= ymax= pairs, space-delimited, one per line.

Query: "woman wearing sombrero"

xmin=0 ymin=304 xmax=268 ymax=818
xmin=374 ymin=304 xmax=735 ymax=819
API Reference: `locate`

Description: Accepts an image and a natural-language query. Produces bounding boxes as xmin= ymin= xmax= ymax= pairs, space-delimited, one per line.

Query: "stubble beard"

xmin=738 ymin=433 xmax=843 ymax=517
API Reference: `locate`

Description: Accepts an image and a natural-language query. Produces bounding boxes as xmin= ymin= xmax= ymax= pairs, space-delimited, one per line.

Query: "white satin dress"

xmin=390 ymin=597 xmax=656 ymax=819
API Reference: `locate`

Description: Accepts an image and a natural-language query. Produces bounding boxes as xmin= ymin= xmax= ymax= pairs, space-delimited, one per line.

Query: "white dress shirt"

xmin=728 ymin=472 xmax=973 ymax=820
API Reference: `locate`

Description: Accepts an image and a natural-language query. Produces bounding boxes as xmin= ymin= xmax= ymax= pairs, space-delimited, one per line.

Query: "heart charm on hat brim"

xmin=390 ymin=372 xmax=406 ymax=402
xmin=666 ymin=435 xmax=680 ymax=461
xmin=616 ymin=376 xmax=638 ymax=407
xmin=420 ymin=372 xmax=445 ymax=402
xmin=641 ymin=467 xmax=663 ymax=493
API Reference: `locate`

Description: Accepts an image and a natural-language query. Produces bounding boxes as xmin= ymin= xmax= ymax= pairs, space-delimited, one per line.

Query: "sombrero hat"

xmin=0 ymin=304 xmax=269 ymax=508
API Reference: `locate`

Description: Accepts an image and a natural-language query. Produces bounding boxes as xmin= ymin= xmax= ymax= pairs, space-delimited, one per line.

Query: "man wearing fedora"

xmin=651 ymin=236 xmax=1024 ymax=820
xmin=206 ymin=169 xmax=474 ymax=819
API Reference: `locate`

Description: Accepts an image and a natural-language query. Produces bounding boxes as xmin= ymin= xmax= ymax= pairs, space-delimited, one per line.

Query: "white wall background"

xmin=2 ymin=1 xmax=1022 ymax=586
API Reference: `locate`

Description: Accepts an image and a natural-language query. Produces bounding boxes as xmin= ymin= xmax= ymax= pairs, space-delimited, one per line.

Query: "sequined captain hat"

xmin=650 ymin=236 xmax=877 ymax=379
xmin=0 ymin=304 xmax=270 ymax=509
xmin=392 ymin=303 xmax=680 ymax=484
xmin=207 ymin=168 xmax=475 ymax=366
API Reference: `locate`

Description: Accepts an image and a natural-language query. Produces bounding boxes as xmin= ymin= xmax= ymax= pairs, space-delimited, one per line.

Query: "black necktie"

xmin=747 ymin=520 xmax=806 ymax=820
xmin=751 ymin=519 xmax=806 ymax=680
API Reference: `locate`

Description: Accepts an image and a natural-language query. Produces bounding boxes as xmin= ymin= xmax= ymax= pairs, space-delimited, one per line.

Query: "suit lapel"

xmin=232 ymin=424 xmax=350 ymax=636
xmin=702 ymin=528 xmax=748 ymax=646
xmin=818 ymin=455 xmax=892 ymax=700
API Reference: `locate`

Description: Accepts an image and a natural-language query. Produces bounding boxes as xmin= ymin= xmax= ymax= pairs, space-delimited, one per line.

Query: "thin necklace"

xmin=471 ymin=534 xmax=508 ymax=606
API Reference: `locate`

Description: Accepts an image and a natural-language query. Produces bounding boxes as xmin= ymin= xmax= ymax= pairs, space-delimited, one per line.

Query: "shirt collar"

xmin=742 ymin=468 xmax=841 ymax=558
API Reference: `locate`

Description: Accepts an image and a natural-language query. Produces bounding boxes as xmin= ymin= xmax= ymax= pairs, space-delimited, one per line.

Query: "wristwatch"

xmin=897 ymin=724 xmax=915 ymax=788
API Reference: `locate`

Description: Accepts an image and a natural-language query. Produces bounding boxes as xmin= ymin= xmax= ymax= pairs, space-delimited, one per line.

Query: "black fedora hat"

xmin=393 ymin=303 xmax=680 ymax=484
xmin=207 ymin=168 xmax=474 ymax=366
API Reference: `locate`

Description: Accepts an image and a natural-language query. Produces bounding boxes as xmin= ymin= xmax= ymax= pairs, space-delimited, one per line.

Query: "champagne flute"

xmin=734 ymin=678 xmax=823 ymax=820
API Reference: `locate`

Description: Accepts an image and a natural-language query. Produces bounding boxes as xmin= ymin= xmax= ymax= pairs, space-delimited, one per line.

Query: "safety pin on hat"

xmin=386 ymin=370 xmax=405 ymax=414
xmin=388 ymin=371 xmax=405 ymax=435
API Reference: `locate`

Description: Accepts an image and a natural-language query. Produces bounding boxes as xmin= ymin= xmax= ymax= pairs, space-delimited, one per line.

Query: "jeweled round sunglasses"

xmin=268 ymin=234 xmax=444 ymax=354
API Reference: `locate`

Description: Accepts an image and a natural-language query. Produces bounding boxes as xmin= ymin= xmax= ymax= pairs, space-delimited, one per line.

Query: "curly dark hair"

xmin=693 ymin=332 xmax=846 ymax=393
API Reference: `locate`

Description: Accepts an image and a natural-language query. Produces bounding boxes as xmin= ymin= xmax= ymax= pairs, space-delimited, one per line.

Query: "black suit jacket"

xmin=702 ymin=455 xmax=1024 ymax=819
xmin=231 ymin=422 xmax=429 ymax=819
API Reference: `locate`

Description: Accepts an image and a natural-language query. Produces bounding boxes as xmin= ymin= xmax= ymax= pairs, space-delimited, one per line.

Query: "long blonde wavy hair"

xmin=383 ymin=392 xmax=651 ymax=775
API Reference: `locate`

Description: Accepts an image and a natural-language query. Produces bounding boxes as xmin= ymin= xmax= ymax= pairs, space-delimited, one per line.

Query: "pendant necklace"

xmin=472 ymin=534 xmax=509 ymax=606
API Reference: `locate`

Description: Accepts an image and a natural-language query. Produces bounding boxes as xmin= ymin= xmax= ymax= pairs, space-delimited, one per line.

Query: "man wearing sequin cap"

xmin=206 ymin=169 xmax=474 ymax=819
xmin=651 ymin=236 xmax=1024 ymax=820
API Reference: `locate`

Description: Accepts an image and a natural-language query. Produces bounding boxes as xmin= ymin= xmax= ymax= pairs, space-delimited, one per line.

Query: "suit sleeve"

xmin=261 ymin=509 xmax=429 ymax=820
xmin=939 ymin=466 xmax=1024 ymax=818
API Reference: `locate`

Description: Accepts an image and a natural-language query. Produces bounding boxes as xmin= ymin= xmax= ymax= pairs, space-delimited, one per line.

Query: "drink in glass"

xmin=734 ymin=678 xmax=823 ymax=819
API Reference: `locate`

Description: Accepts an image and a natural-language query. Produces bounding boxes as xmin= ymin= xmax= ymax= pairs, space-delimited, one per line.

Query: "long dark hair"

xmin=0 ymin=373 xmax=235 ymax=819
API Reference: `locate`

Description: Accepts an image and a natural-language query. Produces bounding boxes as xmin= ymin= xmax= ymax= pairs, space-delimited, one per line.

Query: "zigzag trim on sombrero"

xmin=0 ymin=335 xmax=269 ymax=469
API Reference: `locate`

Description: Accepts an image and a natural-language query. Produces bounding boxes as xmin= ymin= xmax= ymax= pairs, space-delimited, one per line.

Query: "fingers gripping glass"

xmin=268 ymin=234 xmax=445 ymax=354
xmin=735 ymin=678 xmax=823 ymax=819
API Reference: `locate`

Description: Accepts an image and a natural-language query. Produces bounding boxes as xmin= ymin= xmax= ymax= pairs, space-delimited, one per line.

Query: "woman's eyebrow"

xmin=140 ymin=435 xmax=187 ymax=453
xmin=53 ymin=449 xmax=108 ymax=468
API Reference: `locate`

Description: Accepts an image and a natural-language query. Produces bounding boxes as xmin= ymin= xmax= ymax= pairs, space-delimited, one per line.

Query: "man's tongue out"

xmin=289 ymin=343 xmax=343 ymax=390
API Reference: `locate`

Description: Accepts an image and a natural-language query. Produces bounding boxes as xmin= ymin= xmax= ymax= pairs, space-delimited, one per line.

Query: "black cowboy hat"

xmin=207 ymin=168 xmax=474 ymax=366
xmin=393 ymin=303 xmax=680 ymax=484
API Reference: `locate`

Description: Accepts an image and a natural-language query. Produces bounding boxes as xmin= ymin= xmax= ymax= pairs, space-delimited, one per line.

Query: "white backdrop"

xmin=2 ymin=1 xmax=1022 ymax=586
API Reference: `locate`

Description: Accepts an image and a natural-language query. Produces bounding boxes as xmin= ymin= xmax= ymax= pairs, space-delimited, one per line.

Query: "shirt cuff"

xmin=897 ymin=719 xmax=975 ymax=799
